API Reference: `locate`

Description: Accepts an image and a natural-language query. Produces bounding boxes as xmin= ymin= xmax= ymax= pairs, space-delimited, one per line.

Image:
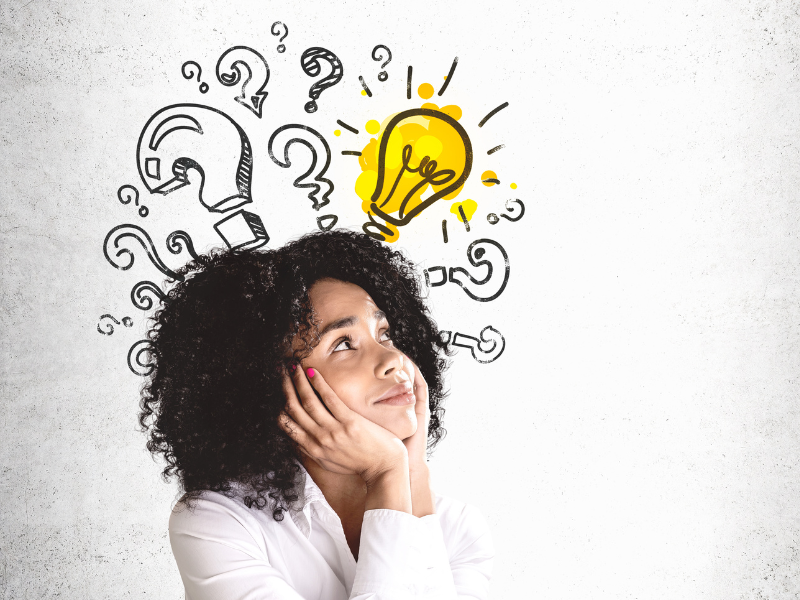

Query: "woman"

xmin=139 ymin=230 xmax=494 ymax=599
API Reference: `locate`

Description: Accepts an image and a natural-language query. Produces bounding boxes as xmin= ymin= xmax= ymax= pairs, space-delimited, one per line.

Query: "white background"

xmin=1 ymin=0 xmax=799 ymax=598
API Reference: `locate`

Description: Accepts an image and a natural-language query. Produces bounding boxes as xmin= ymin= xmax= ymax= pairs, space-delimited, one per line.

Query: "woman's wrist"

xmin=409 ymin=463 xmax=436 ymax=517
xmin=363 ymin=457 xmax=412 ymax=514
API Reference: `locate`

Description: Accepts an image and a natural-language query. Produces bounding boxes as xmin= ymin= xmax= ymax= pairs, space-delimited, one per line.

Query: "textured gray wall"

xmin=1 ymin=0 xmax=799 ymax=598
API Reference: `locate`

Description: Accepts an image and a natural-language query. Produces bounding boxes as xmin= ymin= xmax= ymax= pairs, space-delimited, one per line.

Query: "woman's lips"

xmin=375 ymin=383 xmax=415 ymax=406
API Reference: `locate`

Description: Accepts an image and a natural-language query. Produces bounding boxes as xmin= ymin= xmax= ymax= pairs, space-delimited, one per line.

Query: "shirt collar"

xmin=288 ymin=460 xmax=331 ymax=537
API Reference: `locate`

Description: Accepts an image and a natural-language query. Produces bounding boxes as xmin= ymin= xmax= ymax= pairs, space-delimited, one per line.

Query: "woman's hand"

xmin=278 ymin=366 xmax=408 ymax=485
xmin=402 ymin=359 xmax=431 ymax=473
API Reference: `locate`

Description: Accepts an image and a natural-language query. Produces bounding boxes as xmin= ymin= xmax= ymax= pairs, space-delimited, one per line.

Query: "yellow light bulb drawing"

xmin=356 ymin=107 xmax=473 ymax=242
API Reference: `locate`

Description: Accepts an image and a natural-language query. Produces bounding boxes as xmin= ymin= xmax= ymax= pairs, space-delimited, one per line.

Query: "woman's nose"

xmin=374 ymin=345 xmax=404 ymax=378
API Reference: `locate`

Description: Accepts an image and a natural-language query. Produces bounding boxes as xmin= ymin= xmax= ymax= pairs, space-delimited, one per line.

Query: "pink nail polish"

xmin=290 ymin=364 xmax=296 ymax=372
xmin=307 ymin=368 xmax=315 ymax=378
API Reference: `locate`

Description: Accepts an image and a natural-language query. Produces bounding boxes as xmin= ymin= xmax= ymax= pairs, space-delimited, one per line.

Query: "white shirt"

xmin=169 ymin=462 xmax=494 ymax=599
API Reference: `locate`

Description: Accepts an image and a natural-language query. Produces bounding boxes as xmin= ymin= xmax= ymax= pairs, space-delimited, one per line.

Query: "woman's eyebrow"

xmin=319 ymin=310 xmax=387 ymax=337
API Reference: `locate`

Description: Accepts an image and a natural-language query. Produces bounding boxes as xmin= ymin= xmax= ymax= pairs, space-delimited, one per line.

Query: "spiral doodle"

xmin=130 ymin=281 xmax=169 ymax=311
xmin=103 ymin=224 xmax=182 ymax=281
xmin=127 ymin=339 xmax=155 ymax=376
xmin=166 ymin=230 xmax=199 ymax=261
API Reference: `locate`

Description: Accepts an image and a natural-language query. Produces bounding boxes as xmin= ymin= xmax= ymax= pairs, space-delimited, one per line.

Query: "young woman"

xmin=139 ymin=230 xmax=494 ymax=599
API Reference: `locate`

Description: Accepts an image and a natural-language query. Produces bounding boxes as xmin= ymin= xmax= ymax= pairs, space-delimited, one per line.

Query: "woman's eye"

xmin=332 ymin=339 xmax=353 ymax=352
xmin=380 ymin=330 xmax=392 ymax=343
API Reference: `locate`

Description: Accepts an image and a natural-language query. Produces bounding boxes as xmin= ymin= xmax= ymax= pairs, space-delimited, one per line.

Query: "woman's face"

xmin=295 ymin=278 xmax=417 ymax=440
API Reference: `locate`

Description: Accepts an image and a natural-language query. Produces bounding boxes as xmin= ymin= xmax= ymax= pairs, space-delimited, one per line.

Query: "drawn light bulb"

xmin=358 ymin=107 xmax=472 ymax=241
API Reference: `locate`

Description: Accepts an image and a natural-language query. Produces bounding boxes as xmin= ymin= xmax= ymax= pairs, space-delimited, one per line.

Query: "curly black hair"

xmin=139 ymin=229 xmax=450 ymax=521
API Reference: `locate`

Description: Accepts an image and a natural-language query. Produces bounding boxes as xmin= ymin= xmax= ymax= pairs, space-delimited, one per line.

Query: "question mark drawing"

xmin=439 ymin=325 xmax=506 ymax=363
xmin=271 ymin=22 xmax=288 ymax=53
xmin=487 ymin=198 xmax=525 ymax=225
xmin=300 ymin=47 xmax=344 ymax=113
xmin=97 ymin=314 xmax=133 ymax=336
xmin=117 ymin=184 xmax=148 ymax=217
xmin=136 ymin=103 xmax=268 ymax=250
xmin=268 ymin=124 xmax=334 ymax=212
xmin=216 ymin=47 xmax=270 ymax=118
xmin=181 ymin=61 xmax=209 ymax=94
xmin=424 ymin=238 xmax=510 ymax=302
xmin=372 ymin=45 xmax=392 ymax=81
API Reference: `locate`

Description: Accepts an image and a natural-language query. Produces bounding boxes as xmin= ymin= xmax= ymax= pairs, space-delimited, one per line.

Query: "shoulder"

xmin=168 ymin=489 xmax=278 ymax=546
xmin=433 ymin=492 xmax=494 ymax=561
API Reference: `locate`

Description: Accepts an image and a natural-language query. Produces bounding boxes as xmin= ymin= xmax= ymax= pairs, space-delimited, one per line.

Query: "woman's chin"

xmin=376 ymin=406 xmax=417 ymax=440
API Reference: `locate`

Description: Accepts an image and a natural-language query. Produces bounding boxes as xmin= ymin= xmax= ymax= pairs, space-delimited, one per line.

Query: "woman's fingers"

xmin=282 ymin=371 xmax=323 ymax=435
xmin=278 ymin=412 xmax=315 ymax=456
xmin=292 ymin=365 xmax=353 ymax=426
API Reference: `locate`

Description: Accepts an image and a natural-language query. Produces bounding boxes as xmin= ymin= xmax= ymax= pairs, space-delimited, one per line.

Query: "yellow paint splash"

xmin=365 ymin=120 xmax=380 ymax=135
xmin=355 ymin=102 xmax=470 ymax=242
xmin=418 ymin=83 xmax=434 ymax=99
xmin=482 ymin=170 xmax=498 ymax=186
xmin=451 ymin=199 xmax=477 ymax=222
xmin=361 ymin=89 xmax=368 ymax=96
xmin=334 ymin=129 xmax=341 ymax=137
xmin=510 ymin=182 xmax=517 ymax=189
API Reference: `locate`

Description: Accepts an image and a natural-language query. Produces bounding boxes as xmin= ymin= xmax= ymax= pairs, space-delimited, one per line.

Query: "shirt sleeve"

xmin=352 ymin=504 xmax=494 ymax=600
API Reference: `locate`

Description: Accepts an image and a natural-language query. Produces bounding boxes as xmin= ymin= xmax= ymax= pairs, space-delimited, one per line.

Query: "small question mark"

xmin=487 ymin=198 xmax=525 ymax=225
xmin=97 ymin=314 xmax=133 ymax=335
xmin=117 ymin=184 xmax=148 ymax=217
xmin=300 ymin=47 xmax=344 ymax=113
xmin=372 ymin=45 xmax=392 ymax=82
xmin=181 ymin=61 xmax=209 ymax=94
xmin=423 ymin=238 xmax=510 ymax=302
xmin=271 ymin=22 xmax=289 ymax=53
xmin=216 ymin=47 xmax=270 ymax=118
xmin=439 ymin=325 xmax=506 ymax=364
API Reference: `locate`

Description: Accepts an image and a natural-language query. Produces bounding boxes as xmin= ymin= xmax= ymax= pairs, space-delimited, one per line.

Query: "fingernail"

xmin=307 ymin=368 xmax=315 ymax=378
xmin=290 ymin=364 xmax=297 ymax=372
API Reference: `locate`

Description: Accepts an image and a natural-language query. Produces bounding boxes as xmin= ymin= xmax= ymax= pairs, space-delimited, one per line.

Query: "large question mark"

xmin=300 ymin=47 xmax=344 ymax=113
xmin=216 ymin=47 xmax=270 ymax=118
xmin=268 ymin=124 xmax=338 ymax=230
xmin=181 ymin=61 xmax=209 ymax=93
xmin=424 ymin=238 xmax=510 ymax=302
xmin=271 ymin=22 xmax=288 ymax=53
xmin=372 ymin=45 xmax=392 ymax=81
xmin=136 ymin=103 xmax=269 ymax=250
xmin=439 ymin=325 xmax=506 ymax=363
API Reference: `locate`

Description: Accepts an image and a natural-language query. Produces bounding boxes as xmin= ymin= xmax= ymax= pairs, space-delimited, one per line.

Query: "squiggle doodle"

xmin=166 ymin=230 xmax=199 ymax=261
xmin=439 ymin=325 xmax=505 ymax=364
xmin=130 ymin=281 xmax=168 ymax=311
xmin=487 ymin=198 xmax=524 ymax=225
xmin=300 ymin=47 xmax=344 ymax=113
xmin=424 ymin=238 xmax=510 ymax=302
xmin=117 ymin=184 xmax=148 ymax=217
xmin=268 ymin=124 xmax=334 ymax=211
xmin=97 ymin=314 xmax=133 ymax=335
xmin=103 ymin=224 xmax=182 ymax=281
xmin=128 ymin=340 xmax=155 ymax=376
xmin=216 ymin=47 xmax=270 ymax=118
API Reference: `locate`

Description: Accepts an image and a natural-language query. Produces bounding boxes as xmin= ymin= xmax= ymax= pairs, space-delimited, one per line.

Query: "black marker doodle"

xmin=457 ymin=204 xmax=471 ymax=232
xmin=406 ymin=66 xmax=413 ymax=99
xmin=438 ymin=57 xmax=458 ymax=96
xmin=482 ymin=177 xmax=500 ymax=185
xmin=268 ymin=124 xmax=333 ymax=211
xmin=136 ymin=103 xmax=268 ymax=250
xmin=300 ymin=47 xmax=343 ymax=113
xmin=439 ymin=325 xmax=505 ymax=364
xmin=487 ymin=199 xmax=525 ymax=225
xmin=362 ymin=108 xmax=472 ymax=241
xmin=128 ymin=339 xmax=155 ymax=376
xmin=130 ymin=281 xmax=169 ymax=311
xmin=97 ymin=314 xmax=133 ymax=335
xmin=214 ymin=209 xmax=270 ymax=250
xmin=487 ymin=144 xmax=505 ymax=155
xmin=336 ymin=119 xmax=359 ymax=134
xmin=341 ymin=150 xmax=362 ymax=156
xmin=181 ymin=61 xmax=209 ymax=94
xmin=216 ymin=47 xmax=270 ymax=118
xmin=103 ymin=224 xmax=183 ymax=281
xmin=442 ymin=219 xmax=448 ymax=243
xmin=166 ymin=230 xmax=200 ymax=260
xmin=316 ymin=215 xmax=338 ymax=231
xmin=423 ymin=238 xmax=510 ymax=302
xmin=372 ymin=45 xmax=392 ymax=82
xmin=358 ymin=76 xmax=373 ymax=97
xmin=478 ymin=102 xmax=509 ymax=128
xmin=271 ymin=22 xmax=288 ymax=53
xmin=117 ymin=184 xmax=148 ymax=218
